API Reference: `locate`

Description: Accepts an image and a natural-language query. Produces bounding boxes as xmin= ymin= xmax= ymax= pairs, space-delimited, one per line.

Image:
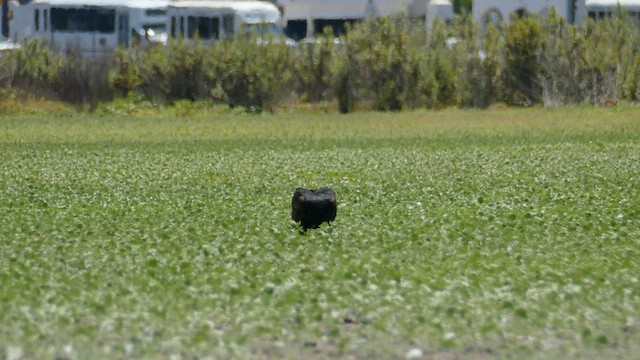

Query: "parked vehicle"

xmin=9 ymin=0 xmax=169 ymax=55
xmin=167 ymin=0 xmax=288 ymax=45
xmin=274 ymin=0 xmax=454 ymax=40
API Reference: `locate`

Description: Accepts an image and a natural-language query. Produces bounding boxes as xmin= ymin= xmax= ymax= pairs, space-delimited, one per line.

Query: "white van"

xmin=167 ymin=0 xmax=285 ymax=45
xmin=9 ymin=0 xmax=169 ymax=55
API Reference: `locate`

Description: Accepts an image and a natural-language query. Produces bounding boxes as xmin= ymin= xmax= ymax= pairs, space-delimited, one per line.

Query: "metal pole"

xmin=2 ymin=0 xmax=9 ymax=37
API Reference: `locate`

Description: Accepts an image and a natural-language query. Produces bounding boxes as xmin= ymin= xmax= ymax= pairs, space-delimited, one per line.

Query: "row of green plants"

xmin=1 ymin=10 xmax=640 ymax=112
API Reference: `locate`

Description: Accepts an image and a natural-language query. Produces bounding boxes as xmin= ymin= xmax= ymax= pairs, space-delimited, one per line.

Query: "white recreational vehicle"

xmin=9 ymin=0 xmax=169 ymax=54
xmin=473 ymin=0 xmax=640 ymax=31
xmin=586 ymin=0 xmax=640 ymax=20
xmin=473 ymin=1 xmax=587 ymax=30
xmin=129 ymin=0 xmax=170 ymax=45
xmin=167 ymin=0 xmax=285 ymax=44
xmin=274 ymin=0 xmax=454 ymax=39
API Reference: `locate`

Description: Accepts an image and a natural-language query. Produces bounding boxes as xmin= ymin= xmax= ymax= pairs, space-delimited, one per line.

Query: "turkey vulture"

xmin=291 ymin=188 xmax=337 ymax=231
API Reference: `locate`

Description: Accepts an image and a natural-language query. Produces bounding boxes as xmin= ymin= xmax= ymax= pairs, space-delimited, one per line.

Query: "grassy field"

xmin=1 ymin=107 xmax=639 ymax=359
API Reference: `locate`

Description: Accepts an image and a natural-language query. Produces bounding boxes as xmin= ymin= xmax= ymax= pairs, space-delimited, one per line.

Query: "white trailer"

xmin=274 ymin=0 xmax=453 ymax=39
xmin=9 ymin=0 xmax=169 ymax=54
xmin=167 ymin=0 xmax=284 ymax=45
xmin=473 ymin=0 xmax=586 ymax=30
xmin=585 ymin=0 xmax=640 ymax=20
xmin=128 ymin=0 xmax=170 ymax=45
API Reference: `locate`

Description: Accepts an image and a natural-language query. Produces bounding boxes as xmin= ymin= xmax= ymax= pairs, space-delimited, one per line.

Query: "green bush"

xmin=0 ymin=39 xmax=113 ymax=107
xmin=55 ymin=53 xmax=114 ymax=108
xmin=605 ymin=10 xmax=640 ymax=102
xmin=575 ymin=18 xmax=623 ymax=105
xmin=0 ymin=39 xmax=61 ymax=98
xmin=334 ymin=17 xmax=412 ymax=111
xmin=206 ymin=34 xmax=296 ymax=112
xmin=136 ymin=44 xmax=172 ymax=103
xmin=426 ymin=18 xmax=458 ymax=108
xmin=333 ymin=30 xmax=359 ymax=113
xmin=333 ymin=16 xmax=457 ymax=112
xmin=452 ymin=18 xmax=501 ymax=108
xmin=537 ymin=10 xmax=582 ymax=106
xmin=295 ymin=28 xmax=338 ymax=103
xmin=502 ymin=14 xmax=543 ymax=105
xmin=110 ymin=46 xmax=142 ymax=97
xmin=538 ymin=9 xmax=640 ymax=106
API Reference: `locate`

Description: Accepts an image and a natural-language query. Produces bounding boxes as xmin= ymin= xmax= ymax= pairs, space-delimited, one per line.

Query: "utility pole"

xmin=2 ymin=0 xmax=9 ymax=37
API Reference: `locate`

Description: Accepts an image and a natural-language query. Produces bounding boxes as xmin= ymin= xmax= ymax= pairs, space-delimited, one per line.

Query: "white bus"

xmin=167 ymin=0 xmax=286 ymax=45
xmin=9 ymin=0 xmax=169 ymax=55
xmin=274 ymin=0 xmax=453 ymax=40
xmin=586 ymin=0 xmax=640 ymax=21
xmin=128 ymin=1 xmax=170 ymax=45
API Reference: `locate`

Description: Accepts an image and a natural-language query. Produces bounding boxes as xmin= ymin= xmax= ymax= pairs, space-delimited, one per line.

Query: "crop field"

xmin=1 ymin=107 xmax=639 ymax=359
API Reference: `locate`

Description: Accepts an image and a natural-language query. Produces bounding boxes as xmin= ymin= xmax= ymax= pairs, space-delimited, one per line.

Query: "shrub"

xmin=537 ymin=10 xmax=583 ymax=106
xmin=0 ymin=39 xmax=61 ymax=98
xmin=576 ymin=18 xmax=623 ymax=105
xmin=3 ymin=14 xmax=640 ymax=111
xmin=452 ymin=18 xmax=501 ymax=108
xmin=55 ymin=52 xmax=114 ymax=108
xmin=136 ymin=44 xmax=172 ymax=103
xmin=333 ymin=16 xmax=458 ymax=112
xmin=206 ymin=34 xmax=296 ymax=112
xmin=295 ymin=28 xmax=338 ymax=103
xmin=166 ymin=38 xmax=208 ymax=101
xmin=333 ymin=40 xmax=358 ymax=113
xmin=110 ymin=46 xmax=142 ymax=97
xmin=502 ymin=14 xmax=543 ymax=106
xmin=426 ymin=18 xmax=458 ymax=108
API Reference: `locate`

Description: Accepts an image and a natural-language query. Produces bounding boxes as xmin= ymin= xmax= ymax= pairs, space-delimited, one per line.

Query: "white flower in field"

xmin=444 ymin=332 xmax=456 ymax=341
xmin=405 ymin=347 xmax=423 ymax=359
xmin=624 ymin=288 xmax=632 ymax=295
xmin=100 ymin=319 xmax=116 ymax=332
xmin=565 ymin=284 xmax=581 ymax=294
xmin=124 ymin=343 xmax=134 ymax=355
xmin=7 ymin=346 xmax=23 ymax=360
xmin=625 ymin=317 xmax=636 ymax=328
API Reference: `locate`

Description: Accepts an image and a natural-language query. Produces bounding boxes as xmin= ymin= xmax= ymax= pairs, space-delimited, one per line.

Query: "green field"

xmin=1 ymin=107 xmax=639 ymax=359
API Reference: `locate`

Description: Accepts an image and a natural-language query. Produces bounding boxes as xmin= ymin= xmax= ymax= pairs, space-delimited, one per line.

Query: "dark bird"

xmin=291 ymin=188 xmax=337 ymax=232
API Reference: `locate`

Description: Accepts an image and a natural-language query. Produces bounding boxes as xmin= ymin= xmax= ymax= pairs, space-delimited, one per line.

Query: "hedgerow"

xmin=2 ymin=11 xmax=640 ymax=112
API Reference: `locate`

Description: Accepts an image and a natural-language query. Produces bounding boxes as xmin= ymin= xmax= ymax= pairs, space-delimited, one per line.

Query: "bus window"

xmin=44 ymin=9 xmax=48 ymax=31
xmin=180 ymin=16 xmax=184 ymax=36
xmin=146 ymin=9 xmax=166 ymax=17
xmin=222 ymin=15 xmax=233 ymax=38
xmin=35 ymin=10 xmax=40 ymax=31
xmin=187 ymin=16 xmax=219 ymax=39
xmin=211 ymin=18 xmax=220 ymax=39
xmin=51 ymin=8 xmax=116 ymax=33
xmin=171 ymin=16 xmax=176 ymax=37
xmin=187 ymin=16 xmax=196 ymax=38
